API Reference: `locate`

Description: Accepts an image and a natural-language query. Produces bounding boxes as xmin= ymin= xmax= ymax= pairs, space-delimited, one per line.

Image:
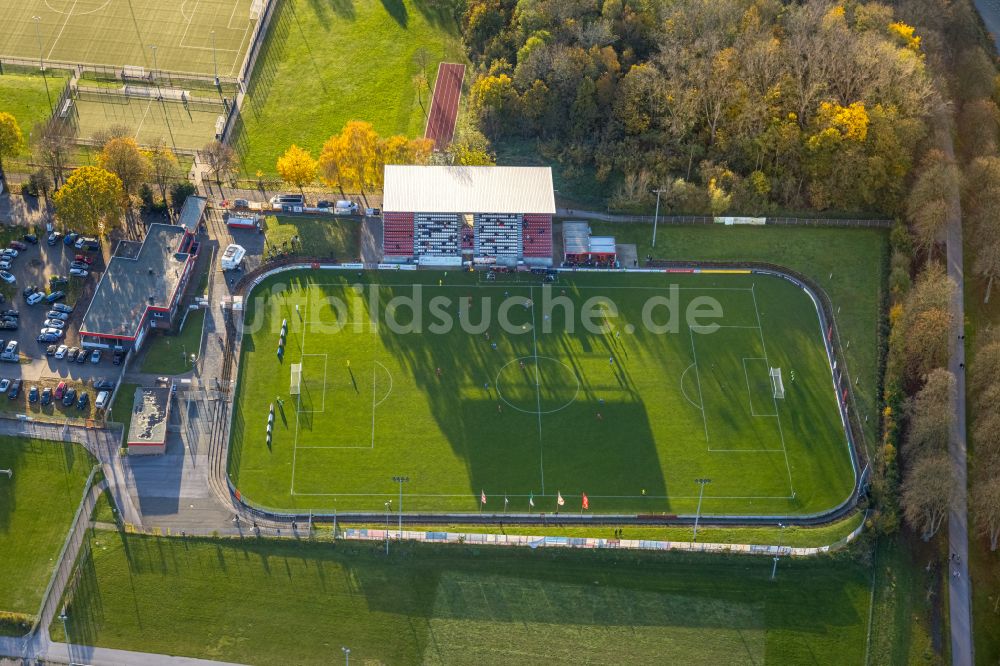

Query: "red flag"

xmin=480 ymin=490 xmax=487 ymax=504
xmin=582 ymin=493 xmax=589 ymax=510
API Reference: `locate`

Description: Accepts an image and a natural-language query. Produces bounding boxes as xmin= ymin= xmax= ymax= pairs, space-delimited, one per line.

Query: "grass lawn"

xmin=230 ymin=269 xmax=856 ymax=516
xmin=232 ymin=0 xmax=466 ymax=176
xmin=53 ymin=531 xmax=872 ymax=664
xmin=108 ymin=382 xmax=139 ymax=449
xmin=338 ymin=511 xmax=866 ymax=548
xmin=140 ymin=309 xmax=206 ymax=375
xmin=263 ymin=215 xmax=360 ymax=261
xmin=0 ymin=437 xmax=94 ymax=617
xmin=590 ymin=223 xmax=887 ymax=448
xmin=0 ymin=72 xmax=65 ymax=139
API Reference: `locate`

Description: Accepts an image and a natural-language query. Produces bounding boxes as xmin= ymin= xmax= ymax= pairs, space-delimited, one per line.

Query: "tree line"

xmin=462 ymin=0 xmax=933 ymax=214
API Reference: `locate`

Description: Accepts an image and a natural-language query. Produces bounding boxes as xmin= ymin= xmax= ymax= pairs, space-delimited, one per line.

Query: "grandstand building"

xmin=382 ymin=165 xmax=555 ymax=266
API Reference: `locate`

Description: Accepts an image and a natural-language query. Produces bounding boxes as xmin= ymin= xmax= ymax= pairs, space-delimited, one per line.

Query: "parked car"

xmin=43 ymin=319 xmax=65 ymax=329
xmin=54 ymin=381 xmax=66 ymax=399
xmin=49 ymin=275 xmax=68 ymax=286
xmin=95 ymin=390 xmax=110 ymax=410
xmin=7 ymin=379 xmax=21 ymax=399
xmin=0 ymin=379 xmax=9 ymax=393
xmin=365 ymin=207 xmax=381 ymax=217
xmin=2 ymin=249 xmax=19 ymax=258
xmin=3 ymin=341 xmax=18 ymax=360
xmin=40 ymin=387 xmax=52 ymax=405
xmin=66 ymin=347 xmax=79 ymax=361
xmin=70 ymin=261 xmax=89 ymax=271
xmin=2 ymin=310 xmax=19 ymax=318
xmin=0 ymin=261 xmax=13 ymax=271
xmin=26 ymin=292 xmax=45 ymax=306
xmin=8 ymin=241 xmax=27 ymax=251
xmin=51 ymin=303 xmax=73 ymax=314
xmin=0 ymin=321 xmax=17 ymax=331
xmin=45 ymin=291 xmax=65 ymax=303
xmin=75 ymin=237 xmax=99 ymax=251
xmin=22 ymin=286 xmax=36 ymax=300
xmin=113 ymin=350 xmax=123 ymax=365
xmin=94 ymin=379 xmax=115 ymax=391
xmin=76 ymin=392 xmax=89 ymax=410
xmin=0 ymin=271 xmax=16 ymax=284
xmin=334 ymin=200 xmax=359 ymax=215
xmin=63 ymin=233 xmax=79 ymax=247
xmin=46 ymin=311 xmax=68 ymax=321
xmin=39 ymin=327 xmax=63 ymax=338
xmin=46 ymin=344 xmax=57 ymax=356
xmin=317 ymin=200 xmax=333 ymax=209
xmin=62 ymin=387 xmax=76 ymax=407
xmin=69 ymin=268 xmax=89 ymax=278
xmin=74 ymin=254 xmax=94 ymax=265
xmin=47 ymin=232 xmax=62 ymax=246
xmin=75 ymin=349 xmax=86 ymax=364
xmin=54 ymin=345 xmax=67 ymax=359
xmin=90 ymin=349 xmax=101 ymax=364
xmin=36 ymin=333 xmax=59 ymax=343
xmin=28 ymin=386 xmax=38 ymax=403
xmin=23 ymin=234 xmax=38 ymax=244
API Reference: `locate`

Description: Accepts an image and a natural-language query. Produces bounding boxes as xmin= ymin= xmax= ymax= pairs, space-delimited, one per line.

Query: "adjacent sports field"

xmin=0 ymin=437 xmax=94 ymax=619
xmin=53 ymin=531 xmax=872 ymax=664
xmin=229 ymin=269 xmax=856 ymax=516
xmin=231 ymin=0 xmax=467 ymax=175
xmin=71 ymin=92 xmax=224 ymax=149
xmin=0 ymin=0 xmax=258 ymax=76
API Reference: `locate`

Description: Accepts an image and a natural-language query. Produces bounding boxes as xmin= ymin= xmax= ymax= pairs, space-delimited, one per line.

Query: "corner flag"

xmin=556 ymin=492 xmax=565 ymax=507
xmin=582 ymin=493 xmax=589 ymax=510
xmin=480 ymin=490 xmax=487 ymax=505
xmin=528 ymin=492 xmax=535 ymax=508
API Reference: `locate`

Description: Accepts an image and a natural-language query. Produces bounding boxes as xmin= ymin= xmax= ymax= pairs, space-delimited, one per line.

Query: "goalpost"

xmin=770 ymin=367 xmax=785 ymax=400
xmin=290 ymin=363 xmax=302 ymax=395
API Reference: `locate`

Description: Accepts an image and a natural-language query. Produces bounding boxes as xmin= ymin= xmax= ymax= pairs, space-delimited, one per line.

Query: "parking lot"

xmin=0 ymin=226 xmax=121 ymax=399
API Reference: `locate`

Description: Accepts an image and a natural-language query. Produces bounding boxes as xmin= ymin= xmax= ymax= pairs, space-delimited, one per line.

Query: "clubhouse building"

xmin=382 ymin=165 xmax=556 ymax=266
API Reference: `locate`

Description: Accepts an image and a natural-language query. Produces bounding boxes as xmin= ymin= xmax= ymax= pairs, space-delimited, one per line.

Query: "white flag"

xmin=556 ymin=492 xmax=565 ymax=506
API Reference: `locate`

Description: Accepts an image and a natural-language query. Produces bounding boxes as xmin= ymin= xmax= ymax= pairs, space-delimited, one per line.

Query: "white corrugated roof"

xmin=383 ymin=165 xmax=555 ymax=214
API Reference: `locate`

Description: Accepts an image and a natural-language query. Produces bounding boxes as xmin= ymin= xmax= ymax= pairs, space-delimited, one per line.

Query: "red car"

xmin=74 ymin=254 xmax=94 ymax=265
xmin=8 ymin=241 xmax=27 ymax=251
xmin=54 ymin=381 xmax=66 ymax=399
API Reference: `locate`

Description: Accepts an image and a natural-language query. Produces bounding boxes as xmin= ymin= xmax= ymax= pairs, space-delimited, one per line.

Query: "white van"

xmin=220 ymin=244 xmax=246 ymax=271
xmin=334 ymin=200 xmax=358 ymax=216
xmin=95 ymin=390 xmax=110 ymax=410
xmin=269 ymin=194 xmax=305 ymax=210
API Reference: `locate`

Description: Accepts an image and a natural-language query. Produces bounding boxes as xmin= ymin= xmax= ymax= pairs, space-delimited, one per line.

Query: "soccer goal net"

xmin=770 ymin=367 xmax=785 ymax=399
xmin=290 ymin=363 xmax=302 ymax=395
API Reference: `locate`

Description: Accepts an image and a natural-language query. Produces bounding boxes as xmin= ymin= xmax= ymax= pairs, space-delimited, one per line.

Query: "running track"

xmin=424 ymin=63 xmax=465 ymax=149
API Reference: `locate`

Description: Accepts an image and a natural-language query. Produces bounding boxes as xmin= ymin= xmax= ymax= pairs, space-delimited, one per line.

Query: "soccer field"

xmin=0 ymin=0 xmax=258 ymax=76
xmin=71 ymin=91 xmax=224 ymax=149
xmin=229 ymin=269 xmax=857 ymax=517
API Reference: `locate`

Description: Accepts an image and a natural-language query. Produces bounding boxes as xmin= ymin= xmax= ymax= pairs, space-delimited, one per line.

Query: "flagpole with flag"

xmin=556 ymin=491 xmax=565 ymax=513
xmin=528 ymin=492 xmax=534 ymax=513
xmin=480 ymin=489 xmax=486 ymax=513
xmin=581 ymin=492 xmax=589 ymax=514
xmin=504 ymin=493 xmax=509 ymax=515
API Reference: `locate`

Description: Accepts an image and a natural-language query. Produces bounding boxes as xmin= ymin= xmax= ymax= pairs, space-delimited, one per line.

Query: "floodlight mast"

xmin=692 ymin=478 xmax=712 ymax=541
xmin=392 ymin=475 xmax=409 ymax=540
xmin=32 ymin=17 xmax=53 ymax=114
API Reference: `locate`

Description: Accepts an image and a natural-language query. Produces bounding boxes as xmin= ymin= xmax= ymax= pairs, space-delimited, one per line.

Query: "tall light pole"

xmin=771 ymin=522 xmax=785 ymax=580
xmin=384 ymin=500 xmax=391 ymax=555
xmin=651 ymin=187 xmax=666 ymax=249
xmin=150 ymin=45 xmax=161 ymax=97
xmin=392 ymin=475 xmax=409 ymax=540
xmin=692 ymin=478 xmax=711 ymax=541
xmin=32 ymin=17 xmax=53 ymax=115
xmin=211 ymin=30 xmax=219 ymax=87
xmin=341 ymin=646 xmax=350 ymax=665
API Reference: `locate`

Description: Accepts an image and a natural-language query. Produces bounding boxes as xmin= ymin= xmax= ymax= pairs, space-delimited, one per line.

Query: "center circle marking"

xmin=495 ymin=356 xmax=581 ymax=414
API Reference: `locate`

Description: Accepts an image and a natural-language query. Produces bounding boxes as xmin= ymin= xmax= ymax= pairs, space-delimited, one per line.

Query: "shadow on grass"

xmin=379 ymin=0 xmax=408 ymax=26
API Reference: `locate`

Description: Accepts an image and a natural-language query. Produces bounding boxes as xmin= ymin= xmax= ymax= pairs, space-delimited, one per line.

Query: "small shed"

xmin=562 ymin=221 xmax=591 ymax=263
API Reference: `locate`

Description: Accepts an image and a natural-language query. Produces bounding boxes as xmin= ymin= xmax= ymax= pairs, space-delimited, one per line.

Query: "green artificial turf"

xmin=232 ymin=0 xmax=467 ymax=176
xmin=0 ymin=72 xmax=65 ymax=139
xmin=229 ymin=269 xmax=857 ymax=516
xmin=53 ymin=531 xmax=872 ymax=664
xmin=263 ymin=215 xmax=360 ymax=261
xmin=591 ymin=223 xmax=887 ymax=448
xmin=0 ymin=437 xmax=94 ymax=616
xmin=140 ymin=309 xmax=206 ymax=375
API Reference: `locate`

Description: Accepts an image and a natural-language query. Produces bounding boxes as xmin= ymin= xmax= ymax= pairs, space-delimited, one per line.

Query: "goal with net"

xmin=290 ymin=363 xmax=302 ymax=395
xmin=770 ymin=367 xmax=785 ymax=399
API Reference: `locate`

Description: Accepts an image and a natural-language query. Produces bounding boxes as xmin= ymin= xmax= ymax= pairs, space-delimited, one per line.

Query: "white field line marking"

xmin=227 ymin=1 xmax=255 ymax=76
xmin=751 ymin=283 xmax=795 ymax=497
xmin=688 ymin=327 xmax=709 ymax=443
xmin=529 ymin=286 xmax=545 ymax=494
xmin=180 ymin=0 xmax=192 ymax=22
xmin=46 ymin=0 xmax=80 ymax=61
xmin=177 ymin=0 xmax=202 ymax=48
xmin=679 ymin=362 xmax=702 ymax=410
xmin=742 ymin=357 xmax=776 ymax=418
xmin=370 ymin=357 xmax=377 ymax=448
xmin=289 ymin=491 xmax=798 ymax=500
xmin=290 ymin=297 xmax=309 ymax=495
xmin=305 ymin=283 xmax=753 ymax=292
xmin=294 ymin=353 xmax=327 ymax=413
xmin=133 ymin=98 xmax=154 ymax=142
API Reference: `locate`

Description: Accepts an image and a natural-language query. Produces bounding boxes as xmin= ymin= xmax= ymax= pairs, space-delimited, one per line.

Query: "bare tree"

xmin=91 ymin=124 xmax=132 ymax=149
xmin=907 ymin=149 xmax=959 ymax=264
xmin=201 ymin=140 xmax=238 ymax=187
xmin=902 ymin=453 xmax=954 ymax=540
xmin=972 ymin=475 xmax=1000 ymax=551
xmin=32 ymin=120 xmax=75 ymax=189
xmin=906 ymin=368 xmax=956 ymax=460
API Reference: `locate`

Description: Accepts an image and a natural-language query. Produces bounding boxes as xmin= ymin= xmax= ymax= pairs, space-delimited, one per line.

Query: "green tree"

xmin=52 ymin=166 xmax=123 ymax=238
xmin=148 ymin=143 xmax=181 ymax=206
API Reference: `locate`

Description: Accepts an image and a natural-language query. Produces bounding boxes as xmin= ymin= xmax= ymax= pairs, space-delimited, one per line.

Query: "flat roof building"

xmin=126 ymin=386 xmax=171 ymax=455
xmin=80 ymin=223 xmax=198 ymax=350
xmin=382 ymin=165 xmax=556 ymax=266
